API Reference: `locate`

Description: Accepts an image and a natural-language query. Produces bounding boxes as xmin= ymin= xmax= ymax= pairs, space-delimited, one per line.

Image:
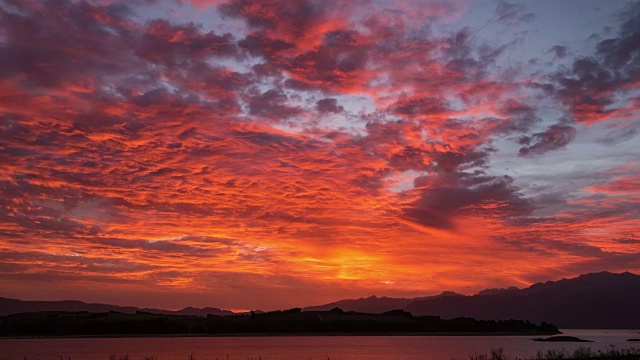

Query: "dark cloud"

xmin=222 ymin=0 xmax=371 ymax=94
xmin=519 ymin=124 xmax=577 ymax=156
xmin=549 ymin=45 xmax=568 ymax=59
xmin=616 ymin=238 xmax=640 ymax=245
xmin=315 ymin=98 xmax=344 ymax=113
xmin=549 ymin=2 xmax=640 ymax=124
xmin=248 ymin=88 xmax=303 ymax=120
xmin=483 ymin=100 xmax=541 ymax=135
xmin=219 ymin=0 xmax=333 ymax=36
xmin=0 ymin=178 xmax=105 ymax=237
xmin=0 ymin=0 xmax=136 ymax=88
xmin=553 ymin=58 xmax=619 ymax=122
xmin=237 ymin=33 xmax=295 ymax=58
xmin=596 ymin=2 xmax=640 ymax=70
xmin=0 ymin=250 xmax=158 ymax=275
xmin=135 ymin=20 xmax=238 ymax=67
xmin=403 ymin=173 xmax=532 ymax=229
xmin=443 ymin=28 xmax=510 ymax=81
xmin=88 ymin=238 xmax=228 ymax=257
xmin=388 ymin=146 xmax=429 ymax=172
xmin=495 ymin=1 xmax=535 ymax=24
xmin=388 ymin=97 xmax=448 ymax=117
xmin=286 ymin=30 xmax=370 ymax=91
xmin=429 ymin=148 xmax=489 ymax=173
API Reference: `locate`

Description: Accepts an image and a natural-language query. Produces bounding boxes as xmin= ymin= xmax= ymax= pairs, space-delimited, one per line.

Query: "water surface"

xmin=1 ymin=329 xmax=639 ymax=360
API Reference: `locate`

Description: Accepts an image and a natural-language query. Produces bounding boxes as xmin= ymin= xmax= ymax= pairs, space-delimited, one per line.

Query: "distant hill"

xmin=0 ymin=297 xmax=234 ymax=317
xmin=0 ymin=308 xmax=560 ymax=337
xmin=166 ymin=306 xmax=235 ymax=317
xmin=2 ymin=271 xmax=638 ymax=329
xmin=302 ymin=272 xmax=640 ymax=329
xmin=476 ymin=286 xmax=519 ymax=296
xmin=303 ymin=291 xmax=462 ymax=313
xmin=404 ymin=271 xmax=640 ymax=329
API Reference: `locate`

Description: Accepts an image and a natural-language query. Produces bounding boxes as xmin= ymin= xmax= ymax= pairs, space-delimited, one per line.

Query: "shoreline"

xmin=0 ymin=331 xmax=561 ymax=340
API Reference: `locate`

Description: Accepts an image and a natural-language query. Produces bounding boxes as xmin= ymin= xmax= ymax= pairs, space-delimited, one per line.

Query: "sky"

xmin=0 ymin=0 xmax=639 ymax=311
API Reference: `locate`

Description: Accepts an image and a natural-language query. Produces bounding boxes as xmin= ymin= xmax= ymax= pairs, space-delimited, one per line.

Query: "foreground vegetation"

xmin=38 ymin=347 xmax=640 ymax=360
xmin=469 ymin=347 xmax=640 ymax=360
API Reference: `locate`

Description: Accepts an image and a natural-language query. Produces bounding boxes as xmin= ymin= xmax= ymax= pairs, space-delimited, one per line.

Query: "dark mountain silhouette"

xmin=167 ymin=306 xmax=235 ymax=317
xmin=476 ymin=286 xmax=519 ymax=296
xmin=404 ymin=271 xmax=640 ymax=329
xmin=303 ymin=291 xmax=462 ymax=313
xmin=0 ymin=297 xmax=233 ymax=317
xmin=2 ymin=272 xmax=638 ymax=329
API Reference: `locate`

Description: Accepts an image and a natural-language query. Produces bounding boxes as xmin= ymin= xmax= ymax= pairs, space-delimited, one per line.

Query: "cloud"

xmin=315 ymin=98 xmax=344 ymax=113
xmin=219 ymin=0 xmax=352 ymax=51
xmin=549 ymin=45 xmax=568 ymax=59
xmin=549 ymin=2 xmax=640 ymax=124
xmin=518 ymin=124 xmax=577 ymax=156
xmin=247 ymin=88 xmax=303 ymax=120
xmin=495 ymin=1 xmax=535 ymax=24
xmin=482 ymin=100 xmax=541 ymax=135
xmin=598 ymin=121 xmax=639 ymax=145
xmin=388 ymin=96 xmax=449 ymax=118
xmin=135 ymin=19 xmax=239 ymax=67
xmin=588 ymin=174 xmax=640 ymax=195
xmin=402 ymin=173 xmax=532 ymax=230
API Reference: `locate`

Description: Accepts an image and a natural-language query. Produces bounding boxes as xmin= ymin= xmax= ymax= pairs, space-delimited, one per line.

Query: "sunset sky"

xmin=1 ymin=0 xmax=639 ymax=311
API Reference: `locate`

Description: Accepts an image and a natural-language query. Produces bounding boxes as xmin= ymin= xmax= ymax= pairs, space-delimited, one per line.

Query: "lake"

xmin=1 ymin=329 xmax=639 ymax=360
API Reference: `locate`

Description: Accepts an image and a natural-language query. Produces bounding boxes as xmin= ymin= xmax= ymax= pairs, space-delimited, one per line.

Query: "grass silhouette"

xmin=23 ymin=347 xmax=640 ymax=360
xmin=469 ymin=346 xmax=640 ymax=360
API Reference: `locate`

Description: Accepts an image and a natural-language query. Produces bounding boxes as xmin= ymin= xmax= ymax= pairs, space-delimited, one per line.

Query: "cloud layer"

xmin=0 ymin=0 xmax=638 ymax=310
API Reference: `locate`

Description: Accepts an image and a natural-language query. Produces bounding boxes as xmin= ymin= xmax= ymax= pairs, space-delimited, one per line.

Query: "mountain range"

xmin=0 ymin=297 xmax=233 ymax=317
xmin=302 ymin=291 xmax=463 ymax=313
xmin=305 ymin=271 xmax=640 ymax=329
xmin=2 ymin=271 xmax=639 ymax=328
